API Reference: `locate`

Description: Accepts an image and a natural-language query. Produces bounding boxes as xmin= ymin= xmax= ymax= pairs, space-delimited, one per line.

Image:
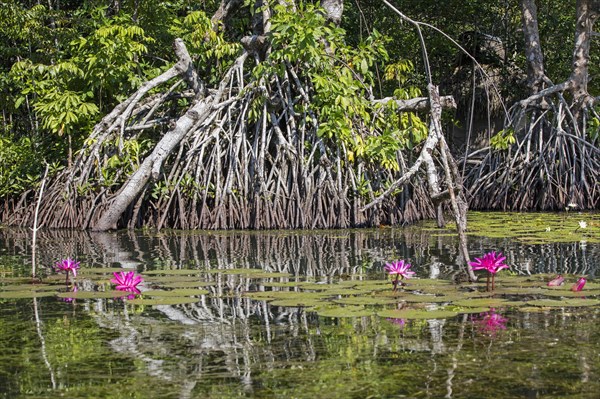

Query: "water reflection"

xmin=0 ymin=227 xmax=599 ymax=397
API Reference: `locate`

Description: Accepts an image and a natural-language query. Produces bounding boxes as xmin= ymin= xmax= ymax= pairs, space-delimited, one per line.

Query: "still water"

xmin=0 ymin=219 xmax=599 ymax=398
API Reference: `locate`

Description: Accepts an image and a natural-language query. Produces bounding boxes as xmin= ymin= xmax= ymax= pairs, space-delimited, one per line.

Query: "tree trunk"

xmin=92 ymin=98 xmax=214 ymax=230
xmin=570 ymin=0 xmax=600 ymax=106
xmin=92 ymin=47 xmax=247 ymax=231
xmin=520 ymin=0 xmax=546 ymax=93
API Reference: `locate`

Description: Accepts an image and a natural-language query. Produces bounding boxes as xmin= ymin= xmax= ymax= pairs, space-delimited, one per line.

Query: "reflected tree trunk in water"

xmin=33 ymin=298 xmax=56 ymax=390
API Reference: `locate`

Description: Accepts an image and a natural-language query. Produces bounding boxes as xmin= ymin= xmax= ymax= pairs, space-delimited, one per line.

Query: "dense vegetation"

xmin=0 ymin=0 xmax=598 ymax=230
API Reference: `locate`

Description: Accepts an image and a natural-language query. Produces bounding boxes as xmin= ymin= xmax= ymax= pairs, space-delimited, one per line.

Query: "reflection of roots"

xmin=465 ymin=98 xmax=600 ymax=210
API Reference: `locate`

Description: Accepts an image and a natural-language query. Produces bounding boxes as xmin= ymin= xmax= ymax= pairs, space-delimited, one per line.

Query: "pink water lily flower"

xmin=547 ymin=275 xmax=565 ymax=287
xmin=54 ymin=258 xmax=81 ymax=282
xmin=469 ymin=251 xmax=509 ymax=291
xmin=571 ymin=277 xmax=586 ymax=292
xmin=384 ymin=260 xmax=415 ymax=279
xmin=111 ymin=271 xmax=143 ymax=298
xmin=384 ymin=260 xmax=415 ymax=292
xmin=469 ymin=251 xmax=508 ymax=274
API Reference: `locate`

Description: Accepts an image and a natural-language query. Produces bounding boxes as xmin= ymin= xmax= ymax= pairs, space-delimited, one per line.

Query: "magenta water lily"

xmin=384 ymin=260 xmax=415 ymax=291
xmin=110 ymin=271 xmax=143 ymax=298
xmin=547 ymin=275 xmax=565 ymax=287
xmin=469 ymin=251 xmax=509 ymax=291
xmin=571 ymin=277 xmax=586 ymax=292
xmin=54 ymin=258 xmax=81 ymax=283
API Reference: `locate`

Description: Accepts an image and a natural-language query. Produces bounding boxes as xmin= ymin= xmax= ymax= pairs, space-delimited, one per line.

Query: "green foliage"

xmin=257 ymin=3 xmax=427 ymax=171
xmin=98 ymin=137 xmax=152 ymax=188
xmin=0 ymin=135 xmax=41 ymax=197
xmin=170 ymin=10 xmax=242 ymax=83
xmin=10 ymin=12 xmax=153 ymax=140
xmin=586 ymin=114 xmax=600 ymax=141
xmin=490 ymin=128 xmax=516 ymax=150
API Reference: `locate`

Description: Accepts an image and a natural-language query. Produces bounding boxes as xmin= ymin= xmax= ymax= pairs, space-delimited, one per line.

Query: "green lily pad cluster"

xmin=465 ymin=212 xmax=600 ymax=244
xmin=1 ymin=268 xmax=598 ymax=319
xmin=242 ymin=273 xmax=600 ymax=318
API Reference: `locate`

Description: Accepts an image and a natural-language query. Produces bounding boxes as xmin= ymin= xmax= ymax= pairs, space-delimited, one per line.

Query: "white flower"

xmin=578 ymin=220 xmax=587 ymax=229
xmin=545 ymin=227 xmax=551 ymax=232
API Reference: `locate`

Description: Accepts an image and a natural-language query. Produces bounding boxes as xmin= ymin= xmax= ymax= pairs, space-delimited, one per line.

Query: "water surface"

xmin=1 ymin=217 xmax=599 ymax=398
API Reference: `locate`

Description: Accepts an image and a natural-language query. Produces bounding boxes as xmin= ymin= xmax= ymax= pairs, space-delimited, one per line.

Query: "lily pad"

xmin=0 ymin=284 xmax=62 ymax=292
xmin=154 ymin=281 xmax=215 ymax=288
xmin=452 ymin=298 xmax=510 ymax=308
xmin=526 ymin=298 xmax=600 ymax=307
xmin=144 ymin=269 xmax=203 ymax=275
xmin=455 ymin=307 xmax=497 ymax=314
xmin=377 ymin=308 xmax=459 ymax=320
xmin=297 ymin=282 xmax=333 ymax=290
xmin=398 ymin=294 xmax=454 ymax=304
xmin=269 ymin=298 xmax=324 ymax=307
xmin=127 ymin=297 xmax=200 ymax=306
xmin=493 ymin=287 xmax=548 ymax=296
xmin=261 ymin=282 xmax=300 ymax=288
xmin=338 ymin=280 xmax=389 ymax=289
xmin=56 ymin=290 xmax=128 ymax=299
xmin=143 ymin=275 xmax=208 ymax=283
xmin=243 ymin=291 xmax=279 ymax=300
xmin=208 ymin=268 xmax=291 ymax=278
xmin=78 ymin=267 xmax=136 ymax=275
xmin=540 ymin=289 xmax=600 ymax=298
xmin=316 ymin=305 xmax=373 ymax=318
xmin=144 ymin=289 xmax=210 ymax=297
xmin=0 ymin=290 xmax=57 ymax=299
xmin=0 ymin=277 xmax=32 ymax=284
xmin=333 ymin=296 xmax=398 ymax=306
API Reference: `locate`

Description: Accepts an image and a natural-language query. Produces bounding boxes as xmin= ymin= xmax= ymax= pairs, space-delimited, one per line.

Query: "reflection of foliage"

xmin=45 ymin=317 xmax=105 ymax=369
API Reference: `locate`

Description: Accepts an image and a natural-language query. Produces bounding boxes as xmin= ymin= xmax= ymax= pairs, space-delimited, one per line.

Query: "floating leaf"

xmin=527 ymin=298 xmax=600 ymax=307
xmin=540 ymin=289 xmax=600 ymax=298
xmin=144 ymin=289 xmax=209 ymax=297
xmin=269 ymin=298 xmax=323 ymax=307
xmin=455 ymin=307 xmax=495 ymax=314
xmin=56 ymin=290 xmax=127 ymax=299
xmin=316 ymin=305 xmax=373 ymax=318
xmin=127 ymin=297 xmax=200 ymax=306
xmin=333 ymin=296 xmax=398 ymax=306
xmin=0 ymin=277 xmax=36 ymax=284
xmin=338 ymin=280 xmax=389 ymax=289
xmin=297 ymin=282 xmax=333 ymax=290
xmin=261 ymin=282 xmax=300 ymax=288
xmin=452 ymin=298 xmax=510 ymax=308
xmin=398 ymin=294 xmax=453 ymax=303
xmin=79 ymin=267 xmax=136 ymax=275
xmin=208 ymin=268 xmax=291 ymax=278
xmin=144 ymin=269 xmax=203 ymax=275
xmin=0 ymin=290 xmax=57 ymax=299
xmin=243 ymin=291 xmax=278 ymax=300
xmin=154 ymin=281 xmax=215 ymax=288
xmin=493 ymin=287 xmax=548 ymax=296
xmin=143 ymin=275 xmax=208 ymax=283
xmin=0 ymin=284 xmax=61 ymax=292
xmin=377 ymin=308 xmax=459 ymax=320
